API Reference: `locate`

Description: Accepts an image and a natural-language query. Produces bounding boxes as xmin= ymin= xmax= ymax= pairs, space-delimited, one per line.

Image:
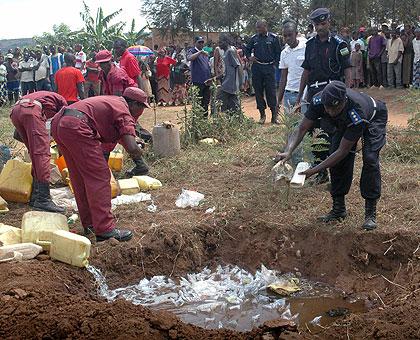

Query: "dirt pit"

xmin=0 ymin=114 xmax=419 ymax=339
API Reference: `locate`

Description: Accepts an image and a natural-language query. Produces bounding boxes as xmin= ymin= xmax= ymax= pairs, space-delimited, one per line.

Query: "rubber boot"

xmin=33 ymin=182 xmax=66 ymax=214
xmin=362 ymin=199 xmax=377 ymax=231
xmin=258 ymin=110 xmax=266 ymax=124
xmin=29 ymin=180 xmax=38 ymax=207
xmin=271 ymin=109 xmax=280 ymax=125
xmin=96 ymin=228 xmax=133 ymax=242
xmin=318 ymin=195 xmax=347 ymax=222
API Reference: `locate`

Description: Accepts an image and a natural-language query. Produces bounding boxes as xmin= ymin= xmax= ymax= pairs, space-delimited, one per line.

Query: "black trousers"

xmin=218 ymin=90 xmax=240 ymax=114
xmin=330 ymin=102 xmax=388 ymax=200
xmin=369 ymin=57 xmax=382 ymax=87
xmin=193 ymin=82 xmax=211 ymax=117
xmin=251 ymin=63 xmax=277 ymax=115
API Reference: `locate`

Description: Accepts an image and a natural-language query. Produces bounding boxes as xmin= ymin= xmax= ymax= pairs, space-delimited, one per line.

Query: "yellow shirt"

xmin=386 ymin=37 xmax=404 ymax=63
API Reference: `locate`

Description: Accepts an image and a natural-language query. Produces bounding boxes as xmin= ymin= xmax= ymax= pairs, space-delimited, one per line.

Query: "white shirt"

xmin=279 ymin=38 xmax=306 ymax=92
xmin=0 ymin=64 xmax=7 ymax=82
xmin=34 ymin=55 xmax=49 ymax=81
xmin=413 ymin=38 xmax=420 ymax=63
xmin=350 ymin=39 xmax=366 ymax=51
xmin=75 ymin=51 xmax=86 ymax=71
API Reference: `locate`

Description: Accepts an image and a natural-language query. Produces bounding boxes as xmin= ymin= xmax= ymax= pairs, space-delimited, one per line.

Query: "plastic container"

xmin=108 ymin=152 xmax=124 ymax=172
xmin=133 ymin=175 xmax=162 ymax=190
xmin=21 ymin=211 xmax=69 ymax=251
xmin=55 ymin=155 xmax=67 ymax=172
xmin=290 ymin=162 xmax=311 ymax=187
xmin=0 ymin=159 xmax=33 ymax=203
xmin=118 ymin=178 xmax=140 ymax=195
xmin=0 ymin=243 xmax=43 ymax=261
xmin=110 ymin=171 xmax=121 ymax=198
xmin=0 ymin=195 xmax=8 ymax=212
xmin=152 ymin=124 xmax=181 ymax=157
xmin=0 ymin=224 xmax=22 ymax=245
xmin=50 ymin=230 xmax=91 ymax=267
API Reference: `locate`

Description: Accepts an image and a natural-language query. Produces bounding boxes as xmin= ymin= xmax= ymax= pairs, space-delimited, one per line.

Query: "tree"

xmin=33 ymin=23 xmax=80 ymax=48
xmin=125 ymin=19 xmax=151 ymax=46
xmin=79 ymin=1 xmax=125 ymax=51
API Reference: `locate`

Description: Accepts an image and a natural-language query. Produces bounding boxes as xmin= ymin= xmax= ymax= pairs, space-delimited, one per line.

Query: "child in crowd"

xmin=351 ymin=43 xmax=363 ymax=88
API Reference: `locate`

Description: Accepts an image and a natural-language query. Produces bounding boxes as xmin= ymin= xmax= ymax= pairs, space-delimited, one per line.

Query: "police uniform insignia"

xmin=340 ymin=47 xmax=350 ymax=56
xmin=313 ymin=96 xmax=322 ymax=105
xmin=348 ymin=109 xmax=362 ymax=125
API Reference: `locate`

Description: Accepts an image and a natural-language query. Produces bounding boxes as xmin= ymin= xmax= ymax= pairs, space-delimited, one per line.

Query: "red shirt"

xmin=67 ymin=96 xmax=136 ymax=144
xmin=156 ymin=56 xmax=176 ymax=78
xmin=55 ymin=66 xmax=85 ymax=103
xmin=119 ymin=50 xmax=141 ymax=83
xmin=100 ymin=64 xmax=137 ymax=96
xmin=23 ymin=91 xmax=67 ymax=119
xmin=85 ymin=60 xmax=100 ymax=82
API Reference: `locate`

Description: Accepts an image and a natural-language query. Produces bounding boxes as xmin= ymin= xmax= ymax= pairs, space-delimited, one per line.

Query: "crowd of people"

xmin=1 ymin=8 xmax=419 ymax=242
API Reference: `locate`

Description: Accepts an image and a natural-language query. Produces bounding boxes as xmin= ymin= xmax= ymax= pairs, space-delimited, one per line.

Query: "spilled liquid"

xmin=87 ymin=265 xmax=366 ymax=332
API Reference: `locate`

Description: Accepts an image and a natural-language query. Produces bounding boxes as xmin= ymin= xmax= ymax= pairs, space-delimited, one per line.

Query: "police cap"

xmin=321 ymin=81 xmax=347 ymax=107
xmin=309 ymin=8 xmax=330 ymax=24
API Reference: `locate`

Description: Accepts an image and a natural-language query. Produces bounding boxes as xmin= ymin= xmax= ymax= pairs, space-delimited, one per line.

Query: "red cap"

xmin=95 ymin=50 xmax=112 ymax=63
xmin=123 ymin=87 xmax=151 ymax=108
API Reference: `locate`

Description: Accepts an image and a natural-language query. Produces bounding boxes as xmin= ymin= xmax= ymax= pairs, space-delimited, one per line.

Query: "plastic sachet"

xmin=175 ymin=189 xmax=205 ymax=208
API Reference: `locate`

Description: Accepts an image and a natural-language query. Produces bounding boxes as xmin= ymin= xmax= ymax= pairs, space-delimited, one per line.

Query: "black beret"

xmin=321 ymin=81 xmax=347 ymax=106
xmin=309 ymin=8 xmax=330 ymax=23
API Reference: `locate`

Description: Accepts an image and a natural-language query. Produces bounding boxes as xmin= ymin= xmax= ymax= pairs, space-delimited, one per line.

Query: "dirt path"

xmin=138 ymin=87 xmax=414 ymax=130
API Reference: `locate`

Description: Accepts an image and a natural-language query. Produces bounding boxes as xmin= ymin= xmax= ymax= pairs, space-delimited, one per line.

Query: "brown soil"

xmin=1 ymin=91 xmax=419 ymax=339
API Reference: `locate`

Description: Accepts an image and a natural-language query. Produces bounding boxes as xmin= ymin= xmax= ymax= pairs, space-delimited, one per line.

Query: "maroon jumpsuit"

xmin=10 ymin=91 xmax=67 ymax=183
xmin=51 ymin=96 xmax=138 ymax=235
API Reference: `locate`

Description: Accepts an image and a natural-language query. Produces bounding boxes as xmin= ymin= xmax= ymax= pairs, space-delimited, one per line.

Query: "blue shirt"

xmin=50 ymin=54 xmax=62 ymax=75
xmin=187 ymin=47 xmax=211 ymax=84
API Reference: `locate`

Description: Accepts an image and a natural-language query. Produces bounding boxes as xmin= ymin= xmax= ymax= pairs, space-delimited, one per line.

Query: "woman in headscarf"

xmin=156 ymin=48 xmax=176 ymax=105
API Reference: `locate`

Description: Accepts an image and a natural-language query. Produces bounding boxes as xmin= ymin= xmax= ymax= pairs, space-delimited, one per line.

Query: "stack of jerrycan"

xmin=20 ymin=211 xmax=91 ymax=267
xmin=0 ymin=159 xmax=33 ymax=203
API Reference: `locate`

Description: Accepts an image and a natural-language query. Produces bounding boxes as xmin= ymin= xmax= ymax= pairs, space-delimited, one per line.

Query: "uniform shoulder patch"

xmin=312 ymin=96 xmax=322 ymax=105
xmin=347 ymin=109 xmax=363 ymax=125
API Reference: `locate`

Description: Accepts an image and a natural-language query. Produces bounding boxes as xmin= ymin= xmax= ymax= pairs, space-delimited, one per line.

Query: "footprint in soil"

xmin=326 ymin=307 xmax=349 ymax=317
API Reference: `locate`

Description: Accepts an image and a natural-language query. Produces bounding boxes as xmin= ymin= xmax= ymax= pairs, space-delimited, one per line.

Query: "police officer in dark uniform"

xmin=276 ymin=81 xmax=388 ymax=231
xmin=245 ymin=20 xmax=281 ymax=125
xmin=296 ymin=8 xmax=352 ymax=184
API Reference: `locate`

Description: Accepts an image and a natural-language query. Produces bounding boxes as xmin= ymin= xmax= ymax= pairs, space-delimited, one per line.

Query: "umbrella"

xmin=128 ymin=45 xmax=154 ymax=57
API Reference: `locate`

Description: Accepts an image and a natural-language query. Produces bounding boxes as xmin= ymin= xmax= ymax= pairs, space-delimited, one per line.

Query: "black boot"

xmin=96 ymin=228 xmax=133 ymax=242
xmin=271 ymin=109 xmax=280 ymax=125
xmin=29 ymin=180 xmax=38 ymax=207
xmin=362 ymin=199 xmax=377 ymax=231
xmin=318 ymin=195 xmax=347 ymax=222
xmin=258 ymin=110 xmax=266 ymax=124
xmin=33 ymin=182 xmax=66 ymax=214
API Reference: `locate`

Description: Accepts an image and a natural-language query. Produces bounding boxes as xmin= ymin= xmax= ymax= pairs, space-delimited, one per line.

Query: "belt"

xmin=254 ymin=60 xmax=274 ymax=65
xmin=15 ymin=98 xmax=42 ymax=109
xmin=369 ymin=97 xmax=377 ymax=122
xmin=62 ymin=109 xmax=86 ymax=119
xmin=309 ymin=80 xmax=330 ymax=88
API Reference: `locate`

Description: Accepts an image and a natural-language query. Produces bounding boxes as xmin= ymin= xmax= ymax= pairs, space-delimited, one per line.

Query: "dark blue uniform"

xmin=245 ymin=32 xmax=281 ymax=120
xmin=305 ymin=89 xmax=387 ymax=200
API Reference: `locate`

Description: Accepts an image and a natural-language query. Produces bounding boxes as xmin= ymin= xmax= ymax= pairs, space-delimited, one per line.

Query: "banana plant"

xmin=125 ymin=19 xmax=151 ymax=46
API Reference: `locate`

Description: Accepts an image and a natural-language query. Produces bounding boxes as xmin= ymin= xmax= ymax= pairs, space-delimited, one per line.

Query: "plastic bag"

xmin=176 ymin=189 xmax=205 ymax=208
xmin=272 ymin=161 xmax=294 ymax=183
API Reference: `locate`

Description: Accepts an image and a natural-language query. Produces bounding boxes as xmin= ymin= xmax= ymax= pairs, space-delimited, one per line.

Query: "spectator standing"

xmin=401 ymin=32 xmax=414 ymax=88
xmin=350 ymin=43 xmax=363 ymax=88
xmin=49 ymin=45 xmax=62 ymax=91
xmin=350 ymin=31 xmax=365 ymax=51
xmin=381 ymin=30 xmax=391 ymax=87
xmin=84 ymin=52 xmax=101 ymax=97
xmin=217 ymin=34 xmax=243 ymax=113
xmin=18 ymin=52 xmax=36 ymax=95
xmin=113 ymin=38 xmax=142 ymax=88
xmin=139 ymin=58 xmax=153 ymax=99
xmin=156 ymin=48 xmax=176 ymax=105
xmin=0 ymin=55 xmax=8 ymax=106
xmin=34 ymin=50 xmax=52 ymax=91
xmin=148 ymin=54 xmax=158 ymax=101
xmin=277 ymin=20 xmax=306 ymax=112
xmin=96 ymin=50 xmax=137 ymax=96
xmin=5 ymin=54 xmax=19 ymax=104
xmin=413 ymin=28 xmax=420 ymax=89
xmin=187 ymin=36 xmax=212 ymax=115
xmin=386 ymin=30 xmax=404 ymax=88
xmin=171 ymin=54 xmax=189 ymax=105
xmin=55 ymin=53 xmax=85 ymax=104
xmin=245 ymin=20 xmax=281 ymax=124
xmin=74 ymin=44 xmax=86 ymax=74
xmin=368 ymin=28 xmax=386 ymax=87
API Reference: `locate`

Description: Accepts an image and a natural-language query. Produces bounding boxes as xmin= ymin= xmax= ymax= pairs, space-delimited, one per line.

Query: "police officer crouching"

xmin=245 ymin=20 xmax=281 ymax=125
xmin=276 ymin=81 xmax=388 ymax=230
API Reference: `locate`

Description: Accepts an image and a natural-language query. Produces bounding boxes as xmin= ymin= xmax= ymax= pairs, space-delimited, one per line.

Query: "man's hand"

xmin=274 ymin=151 xmax=291 ymax=163
xmin=299 ymin=167 xmax=317 ymax=178
xmin=393 ymin=60 xmax=398 ymax=65
xmin=201 ymin=50 xmax=208 ymax=56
